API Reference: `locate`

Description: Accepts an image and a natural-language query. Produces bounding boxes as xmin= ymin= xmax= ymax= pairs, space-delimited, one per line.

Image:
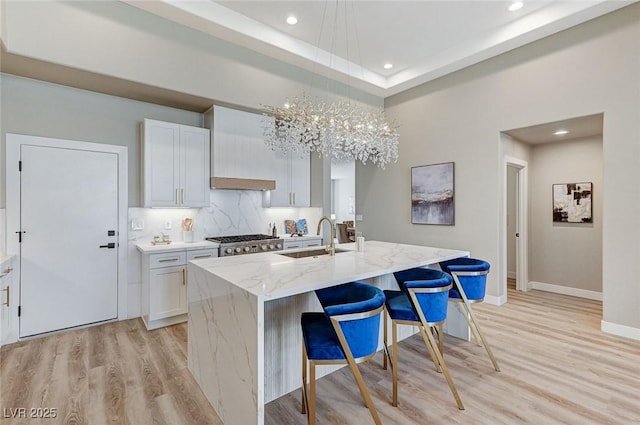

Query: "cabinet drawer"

xmin=283 ymin=241 xmax=303 ymax=250
xmin=187 ymin=249 xmax=218 ymax=261
xmin=149 ymin=252 xmax=186 ymax=269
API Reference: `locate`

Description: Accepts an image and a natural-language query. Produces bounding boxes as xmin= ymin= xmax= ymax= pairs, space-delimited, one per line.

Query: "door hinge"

xmin=16 ymin=231 xmax=25 ymax=243
xmin=18 ymin=305 xmax=21 ymax=317
xmin=18 ymin=161 xmax=22 ymax=172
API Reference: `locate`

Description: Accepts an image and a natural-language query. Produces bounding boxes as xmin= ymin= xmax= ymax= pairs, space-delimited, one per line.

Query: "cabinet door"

xmin=143 ymin=119 xmax=181 ymax=207
xmin=290 ymin=151 xmax=310 ymax=207
xmin=149 ymin=265 xmax=187 ymax=321
xmin=0 ymin=267 xmax=13 ymax=344
xmin=180 ymin=126 xmax=210 ymax=207
xmin=269 ymin=151 xmax=311 ymax=207
xmin=270 ymin=150 xmax=293 ymax=207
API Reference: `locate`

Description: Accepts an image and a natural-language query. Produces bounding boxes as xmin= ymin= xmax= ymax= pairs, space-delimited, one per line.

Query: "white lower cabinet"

xmin=282 ymin=237 xmax=323 ymax=250
xmin=141 ymin=248 xmax=217 ymax=330
xmin=1 ymin=258 xmax=16 ymax=345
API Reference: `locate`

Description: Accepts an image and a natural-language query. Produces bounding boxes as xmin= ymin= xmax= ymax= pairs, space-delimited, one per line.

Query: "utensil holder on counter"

xmin=183 ymin=230 xmax=194 ymax=243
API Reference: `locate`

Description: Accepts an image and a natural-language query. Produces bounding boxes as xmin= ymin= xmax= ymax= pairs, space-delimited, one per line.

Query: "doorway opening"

xmin=505 ymin=158 xmax=529 ymax=294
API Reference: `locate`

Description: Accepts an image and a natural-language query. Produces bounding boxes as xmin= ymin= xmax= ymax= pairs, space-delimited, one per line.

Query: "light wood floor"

xmin=2 ymin=287 xmax=639 ymax=425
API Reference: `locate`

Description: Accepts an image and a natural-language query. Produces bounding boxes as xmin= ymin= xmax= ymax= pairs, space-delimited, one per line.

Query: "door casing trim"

xmin=6 ymin=133 xmax=128 ymax=342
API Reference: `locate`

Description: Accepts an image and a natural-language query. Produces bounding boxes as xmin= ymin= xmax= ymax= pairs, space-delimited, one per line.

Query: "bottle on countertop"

xmin=272 ymin=223 xmax=277 ymax=237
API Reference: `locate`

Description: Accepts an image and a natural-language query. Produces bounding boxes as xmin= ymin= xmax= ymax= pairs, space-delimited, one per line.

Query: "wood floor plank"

xmin=2 ymin=288 xmax=640 ymax=425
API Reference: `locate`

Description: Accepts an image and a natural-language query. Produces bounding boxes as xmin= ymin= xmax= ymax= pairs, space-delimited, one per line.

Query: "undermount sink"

xmin=278 ymin=248 xmax=349 ymax=259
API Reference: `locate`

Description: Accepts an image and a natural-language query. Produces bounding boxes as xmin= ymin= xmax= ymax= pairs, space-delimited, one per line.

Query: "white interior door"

xmin=19 ymin=145 xmax=119 ymax=337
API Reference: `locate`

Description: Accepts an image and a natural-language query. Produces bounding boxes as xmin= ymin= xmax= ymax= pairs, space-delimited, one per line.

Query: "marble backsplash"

xmin=128 ymin=190 xmax=323 ymax=245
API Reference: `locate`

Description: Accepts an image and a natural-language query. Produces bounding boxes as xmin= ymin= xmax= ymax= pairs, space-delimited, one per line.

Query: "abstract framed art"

xmin=411 ymin=162 xmax=454 ymax=225
xmin=552 ymin=182 xmax=592 ymax=223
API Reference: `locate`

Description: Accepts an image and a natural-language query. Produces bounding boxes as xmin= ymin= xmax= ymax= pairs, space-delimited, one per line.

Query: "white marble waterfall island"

xmin=187 ymin=240 xmax=469 ymax=425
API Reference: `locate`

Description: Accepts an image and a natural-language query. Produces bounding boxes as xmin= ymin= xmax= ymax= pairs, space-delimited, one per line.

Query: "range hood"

xmin=210 ymin=177 xmax=275 ymax=191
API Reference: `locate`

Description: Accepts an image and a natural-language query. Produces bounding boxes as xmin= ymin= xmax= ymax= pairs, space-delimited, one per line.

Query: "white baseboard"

xmin=507 ymin=271 xmax=516 ymax=280
xmin=601 ymin=320 xmax=640 ymax=342
xmin=529 ymin=281 xmax=602 ymax=301
xmin=485 ymin=294 xmax=507 ymax=305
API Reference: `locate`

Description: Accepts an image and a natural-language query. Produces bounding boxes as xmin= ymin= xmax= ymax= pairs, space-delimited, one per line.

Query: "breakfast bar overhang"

xmin=187 ymin=240 xmax=469 ymax=425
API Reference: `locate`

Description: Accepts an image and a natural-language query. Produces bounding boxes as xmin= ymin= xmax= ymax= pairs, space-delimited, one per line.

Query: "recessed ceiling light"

xmin=554 ymin=130 xmax=569 ymax=136
xmin=508 ymin=1 xmax=524 ymax=12
xmin=383 ymin=63 xmax=393 ymax=70
xmin=286 ymin=15 xmax=298 ymax=25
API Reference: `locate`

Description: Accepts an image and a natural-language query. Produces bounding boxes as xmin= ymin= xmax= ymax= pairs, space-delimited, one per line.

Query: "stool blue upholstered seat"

xmin=301 ymin=281 xmax=385 ymax=425
xmin=383 ymin=268 xmax=464 ymax=409
xmin=439 ymin=257 xmax=500 ymax=371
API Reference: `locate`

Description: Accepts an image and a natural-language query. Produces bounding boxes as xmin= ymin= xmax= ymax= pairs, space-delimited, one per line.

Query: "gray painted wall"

xmin=1 ymin=74 xmax=202 ymax=207
xmin=367 ymin=4 xmax=639 ymax=330
xmin=529 ymin=137 xmax=603 ymax=292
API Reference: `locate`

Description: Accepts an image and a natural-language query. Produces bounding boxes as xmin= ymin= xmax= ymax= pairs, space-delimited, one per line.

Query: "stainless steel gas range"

xmin=205 ymin=234 xmax=284 ymax=257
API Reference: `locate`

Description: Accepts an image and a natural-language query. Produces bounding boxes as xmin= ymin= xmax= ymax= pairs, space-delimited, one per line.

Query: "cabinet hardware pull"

xmin=193 ymin=254 xmax=212 ymax=259
xmin=181 ymin=188 xmax=185 ymax=204
xmin=182 ymin=268 xmax=186 ymax=285
xmin=176 ymin=188 xmax=180 ymax=205
xmin=158 ymin=257 xmax=180 ymax=262
xmin=2 ymin=285 xmax=9 ymax=307
xmin=292 ymin=192 xmax=296 ymax=205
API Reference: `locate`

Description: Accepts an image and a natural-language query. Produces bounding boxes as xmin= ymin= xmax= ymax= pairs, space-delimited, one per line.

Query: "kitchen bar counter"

xmin=187 ymin=240 xmax=468 ymax=425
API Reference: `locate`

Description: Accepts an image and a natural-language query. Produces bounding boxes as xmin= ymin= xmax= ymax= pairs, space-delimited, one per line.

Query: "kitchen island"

xmin=187 ymin=240 xmax=469 ymax=425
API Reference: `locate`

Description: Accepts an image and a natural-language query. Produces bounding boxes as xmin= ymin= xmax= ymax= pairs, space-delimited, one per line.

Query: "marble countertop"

xmin=190 ymin=240 xmax=468 ymax=301
xmin=136 ymin=240 xmax=219 ymax=254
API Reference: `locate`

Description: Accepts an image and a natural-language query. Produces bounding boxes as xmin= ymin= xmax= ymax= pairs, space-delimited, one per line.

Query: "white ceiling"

xmin=504 ymin=113 xmax=603 ymax=145
xmin=124 ymin=0 xmax=636 ymax=98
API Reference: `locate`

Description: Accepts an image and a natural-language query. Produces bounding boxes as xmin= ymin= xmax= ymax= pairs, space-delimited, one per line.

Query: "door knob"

xmin=99 ymin=243 xmax=116 ymax=249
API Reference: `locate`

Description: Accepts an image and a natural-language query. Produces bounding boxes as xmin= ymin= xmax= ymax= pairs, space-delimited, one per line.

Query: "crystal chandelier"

xmin=261 ymin=3 xmax=399 ymax=169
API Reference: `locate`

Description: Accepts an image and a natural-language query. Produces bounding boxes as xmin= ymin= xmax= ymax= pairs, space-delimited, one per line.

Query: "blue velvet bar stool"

xmin=383 ymin=268 xmax=464 ymax=410
xmin=439 ymin=257 xmax=500 ymax=372
xmin=301 ymin=281 xmax=385 ymax=425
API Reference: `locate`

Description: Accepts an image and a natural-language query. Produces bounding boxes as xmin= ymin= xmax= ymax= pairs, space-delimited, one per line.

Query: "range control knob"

xmin=276 ymin=243 xmax=282 ymax=249
xmin=243 ymin=246 xmax=251 ymax=252
xmin=269 ymin=244 xmax=275 ymax=250
xmin=261 ymin=244 xmax=268 ymax=251
xmin=235 ymin=247 xmax=242 ymax=253
xmin=225 ymin=248 xmax=233 ymax=255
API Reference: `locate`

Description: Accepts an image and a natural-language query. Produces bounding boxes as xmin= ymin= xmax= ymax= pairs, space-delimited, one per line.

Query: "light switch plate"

xmin=131 ymin=219 xmax=144 ymax=231
xmin=355 ymin=214 xmax=363 ymax=221
xmin=164 ymin=219 xmax=172 ymax=230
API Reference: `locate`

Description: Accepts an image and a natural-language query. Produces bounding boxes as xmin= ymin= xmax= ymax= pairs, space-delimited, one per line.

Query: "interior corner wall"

xmin=361 ymin=3 xmax=640 ymax=332
xmin=529 ymin=137 xmax=603 ymax=292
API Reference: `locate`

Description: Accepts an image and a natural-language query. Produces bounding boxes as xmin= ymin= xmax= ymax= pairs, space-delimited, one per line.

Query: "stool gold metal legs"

xmin=450 ymin=271 xmax=500 ymax=372
xmin=383 ymin=303 xmax=464 ymax=410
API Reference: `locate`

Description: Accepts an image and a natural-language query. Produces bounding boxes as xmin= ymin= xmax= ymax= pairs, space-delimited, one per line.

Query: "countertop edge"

xmin=135 ymin=240 xmax=219 ymax=254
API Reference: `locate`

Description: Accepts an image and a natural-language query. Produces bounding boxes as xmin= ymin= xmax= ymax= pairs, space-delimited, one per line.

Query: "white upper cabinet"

xmin=212 ymin=106 xmax=275 ymax=181
xmin=142 ymin=119 xmax=210 ymax=208
xmin=269 ymin=150 xmax=310 ymax=207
